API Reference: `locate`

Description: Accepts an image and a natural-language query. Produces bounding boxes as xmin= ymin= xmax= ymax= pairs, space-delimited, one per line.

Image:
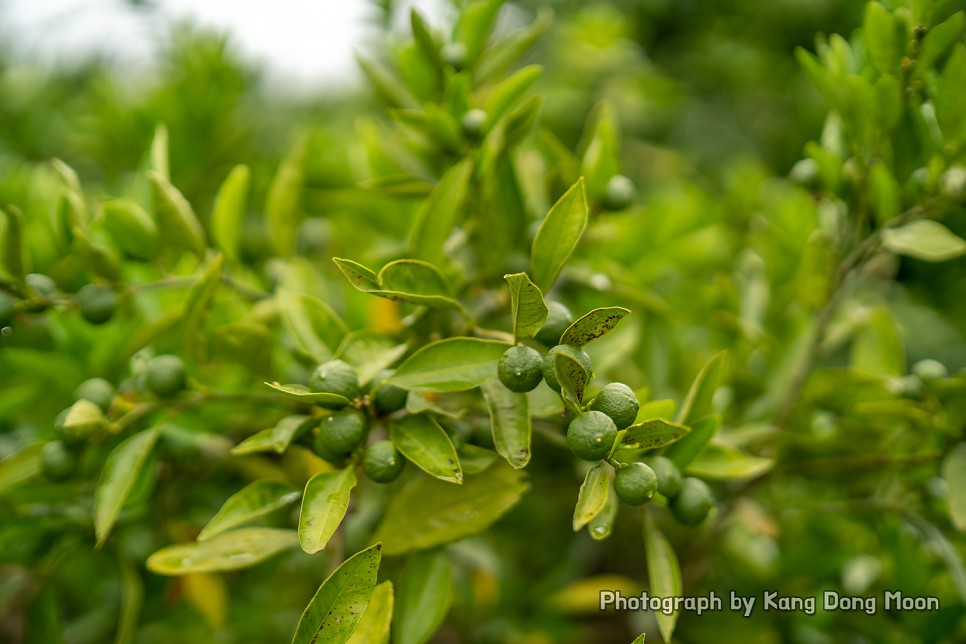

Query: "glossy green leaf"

xmin=410 ymin=159 xmax=472 ymax=264
xmin=390 ymin=414 xmax=463 ymax=484
xmin=561 ymin=306 xmax=630 ymax=347
xmin=233 ymin=416 xmax=312 ymax=457
xmin=588 ymin=480 xmax=618 ymax=540
xmin=299 ymin=468 xmax=357 ymax=554
xmin=665 ymin=414 xmax=721 ymax=469
xmin=372 ymin=461 xmax=528 ymax=555
xmin=0 ymin=442 xmax=44 ymax=496
xmin=943 ymin=443 xmax=966 ymax=531
xmin=644 ymin=514 xmax=681 ymax=643
xmin=553 ymin=349 xmax=589 ymax=412
xmin=918 ymin=12 xmax=965 ymax=73
xmin=291 ymin=543 xmax=382 ymax=644
xmin=264 ymin=382 xmax=353 ymax=407
xmin=267 ymin=136 xmax=308 ymax=257
xmin=183 ymin=254 xmax=223 ymax=370
xmin=881 ymin=220 xmax=966 ymax=262
xmin=199 ymin=480 xmax=301 ymax=541
xmin=334 ymin=257 xmax=469 ymax=315
xmin=387 ymin=337 xmax=510 ymax=391
xmin=0 ymin=206 xmax=25 ymax=282
xmin=504 ymin=272 xmax=548 ymax=341
xmin=530 ymin=178 xmax=589 ymax=291
xmin=95 ymin=427 xmax=160 ymax=547
xmin=455 ymin=0 xmax=504 ymax=63
xmin=573 ymin=464 xmax=609 ymax=531
xmin=687 ymin=443 xmax=774 ymax=480
xmin=676 ymin=351 xmax=727 ymax=425
xmin=231 ymin=428 xmax=280 ymax=455
xmin=333 ymin=257 xmax=380 ymax=290
xmin=100 ymin=199 xmax=159 ymax=261
xmin=618 ymin=419 xmax=690 ymax=451
xmin=481 ymin=378 xmax=531 ymax=468
xmin=357 ymin=55 xmax=418 ymax=108
xmin=484 ymin=65 xmax=542 ymax=129
xmin=148 ymin=170 xmax=206 ymax=259
xmin=863 ymin=2 xmax=897 ymax=74
xmin=147 ymin=528 xmax=299 ymax=575
xmin=211 ymin=164 xmax=250 ymax=261
xmin=277 ymin=288 xmax=348 ymax=362
xmin=336 ymin=331 xmax=408 ymax=386
xmin=393 ymin=549 xmax=453 ymax=644
xmin=346 ymin=581 xmax=394 ymax=644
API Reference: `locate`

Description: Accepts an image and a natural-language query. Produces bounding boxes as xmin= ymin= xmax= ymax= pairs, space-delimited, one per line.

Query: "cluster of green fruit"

xmin=0 ymin=274 xmax=117 ymax=328
xmin=303 ymin=359 xmax=407 ymax=484
xmin=497 ymin=302 xmax=715 ymax=524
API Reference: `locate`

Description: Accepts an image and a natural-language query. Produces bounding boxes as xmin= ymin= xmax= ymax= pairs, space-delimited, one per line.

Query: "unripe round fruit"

xmin=77 ymin=284 xmax=118 ymax=325
xmin=566 ymin=411 xmax=618 ymax=461
xmin=315 ymin=409 xmax=367 ymax=458
xmin=670 ymin=477 xmax=714 ymax=526
xmin=614 ymin=462 xmax=658 ymax=505
xmin=41 ymin=440 xmax=77 ymax=481
xmin=308 ymin=359 xmax=360 ymax=407
xmin=535 ymin=302 xmax=573 ymax=346
xmin=441 ymin=42 xmax=467 ymax=68
xmin=26 ymin=273 xmax=57 ymax=298
xmin=543 ymin=344 xmax=593 ymax=393
xmin=912 ymin=359 xmax=948 ymax=381
xmin=0 ymin=292 xmax=15 ymax=327
xmin=498 ymin=345 xmax=544 ymax=393
xmin=601 ymin=175 xmax=637 ymax=211
xmin=647 ymin=455 xmax=682 ymax=498
xmin=590 ymin=382 xmax=640 ymax=429
xmin=75 ymin=377 xmax=115 ymax=412
xmin=372 ymin=377 xmax=408 ymax=414
xmin=145 ymin=354 xmax=187 ymax=397
xmin=362 ymin=440 xmax=406 ymax=483
xmin=461 ymin=109 xmax=487 ymax=137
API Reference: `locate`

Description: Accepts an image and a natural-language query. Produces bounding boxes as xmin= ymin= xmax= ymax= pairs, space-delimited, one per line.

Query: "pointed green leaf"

xmin=476 ymin=7 xmax=551 ymax=81
xmin=147 ymin=528 xmax=298 ymax=575
xmin=299 ymin=468 xmax=357 ymax=554
xmin=184 ymin=254 xmax=223 ymax=371
xmin=644 ymin=515 xmax=681 ymax=644
xmin=388 ymin=338 xmax=510 ymax=391
xmin=100 ymin=199 xmax=159 ymax=261
xmin=504 ymin=272 xmax=548 ymax=341
xmin=918 ymin=12 xmax=965 ymax=73
xmin=588 ymin=480 xmax=618 ymax=540
xmin=943 ymin=443 xmax=966 ymax=531
xmin=686 ymin=443 xmax=774 ymax=480
xmin=148 ymin=171 xmax=206 ymax=259
xmin=267 ymin=136 xmax=308 ymax=257
xmin=333 ymin=257 xmax=380 ymax=290
xmin=882 ymin=220 xmax=966 ymax=262
xmin=211 ymin=164 xmax=250 ymax=261
xmin=199 ymin=480 xmax=301 ymax=541
xmin=0 ymin=206 xmax=25 ymax=283
xmin=291 ymin=543 xmax=382 ymax=644
xmin=481 ymin=378 xmax=531 ymax=468
xmin=411 ymin=9 xmax=442 ymax=70
xmin=665 ymin=414 xmax=721 ymax=469
xmin=676 ymin=351 xmax=727 ymax=425
xmin=277 ymin=288 xmax=348 ymax=362
xmin=390 ymin=414 xmax=463 ymax=484
xmin=394 ymin=550 xmax=453 ymax=644
xmin=150 ymin=124 xmax=169 ymax=179
xmin=347 ymin=581 xmax=394 ymax=644
xmin=553 ymin=350 xmax=589 ymax=412
xmin=561 ymin=307 xmax=630 ymax=347
xmin=455 ymin=0 xmax=504 ymax=62
xmin=373 ymin=462 xmax=528 ymax=555
xmin=335 ymin=257 xmax=469 ymax=315
xmin=357 ymin=55 xmax=418 ymax=108
xmin=630 ymin=634 xmax=645 ymax=644
xmin=231 ymin=428 xmax=280 ymax=456
xmin=0 ymin=442 xmax=44 ymax=496
xmin=863 ymin=2 xmax=897 ymax=74
xmin=484 ymin=65 xmax=542 ymax=129
xmin=618 ymin=419 xmax=690 ymax=451
xmin=95 ymin=427 xmax=160 ymax=547
xmin=410 ymin=160 xmax=473 ymax=264
xmin=530 ymin=178 xmax=589 ymax=291
xmin=573 ymin=464 xmax=609 ymax=531
xmin=265 ymin=382 xmax=353 ymax=407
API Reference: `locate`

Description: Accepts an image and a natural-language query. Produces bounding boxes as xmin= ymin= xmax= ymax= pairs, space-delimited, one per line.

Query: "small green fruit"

xmin=647 ymin=455 xmax=682 ymax=498
xmin=146 ymin=355 xmax=187 ymax=397
xmin=308 ymin=359 xmax=360 ymax=406
xmin=535 ymin=302 xmax=573 ymax=346
xmin=461 ymin=109 xmax=487 ymax=137
xmin=590 ymin=382 xmax=640 ymax=429
xmin=75 ymin=377 xmax=115 ymax=412
xmin=912 ymin=359 xmax=948 ymax=381
xmin=566 ymin=411 xmax=618 ymax=461
xmin=614 ymin=462 xmax=658 ymax=505
xmin=315 ymin=409 xmax=367 ymax=459
xmin=372 ymin=374 xmax=408 ymax=414
xmin=362 ymin=440 xmax=406 ymax=483
xmin=498 ymin=345 xmax=544 ymax=393
xmin=41 ymin=440 xmax=77 ymax=481
xmin=601 ymin=175 xmax=637 ymax=210
xmin=0 ymin=292 xmax=15 ymax=327
xmin=670 ymin=477 xmax=714 ymax=526
xmin=441 ymin=42 xmax=467 ymax=68
xmin=543 ymin=344 xmax=593 ymax=393
xmin=26 ymin=273 xmax=57 ymax=298
xmin=77 ymin=284 xmax=118 ymax=325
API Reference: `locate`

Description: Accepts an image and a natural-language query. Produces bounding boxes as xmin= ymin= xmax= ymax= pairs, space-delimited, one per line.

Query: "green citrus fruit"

xmin=647 ymin=455 xmax=682 ymax=498
xmin=308 ymin=359 xmax=360 ymax=406
xmin=498 ymin=345 xmax=544 ymax=393
xmin=372 ymin=371 xmax=408 ymax=414
xmin=535 ymin=302 xmax=573 ymax=346
xmin=315 ymin=409 xmax=367 ymax=459
xmin=589 ymin=382 xmax=640 ymax=429
xmin=146 ymin=354 xmax=187 ymax=397
xmin=41 ymin=440 xmax=77 ymax=481
xmin=0 ymin=292 xmax=15 ymax=327
xmin=912 ymin=359 xmax=948 ymax=381
xmin=26 ymin=273 xmax=57 ymax=298
xmin=670 ymin=477 xmax=714 ymax=526
xmin=75 ymin=377 xmax=115 ymax=412
xmin=543 ymin=344 xmax=593 ymax=393
xmin=566 ymin=411 xmax=618 ymax=461
xmin=77 ymin=284 xmax=118 ymax=325
xmin=362 ymin=440 xmax=406 ymax=483
xmin=601 ymin=174 xmax=638 ymax=210
xmin=614 ymin=462 xmax=658 ymax=505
